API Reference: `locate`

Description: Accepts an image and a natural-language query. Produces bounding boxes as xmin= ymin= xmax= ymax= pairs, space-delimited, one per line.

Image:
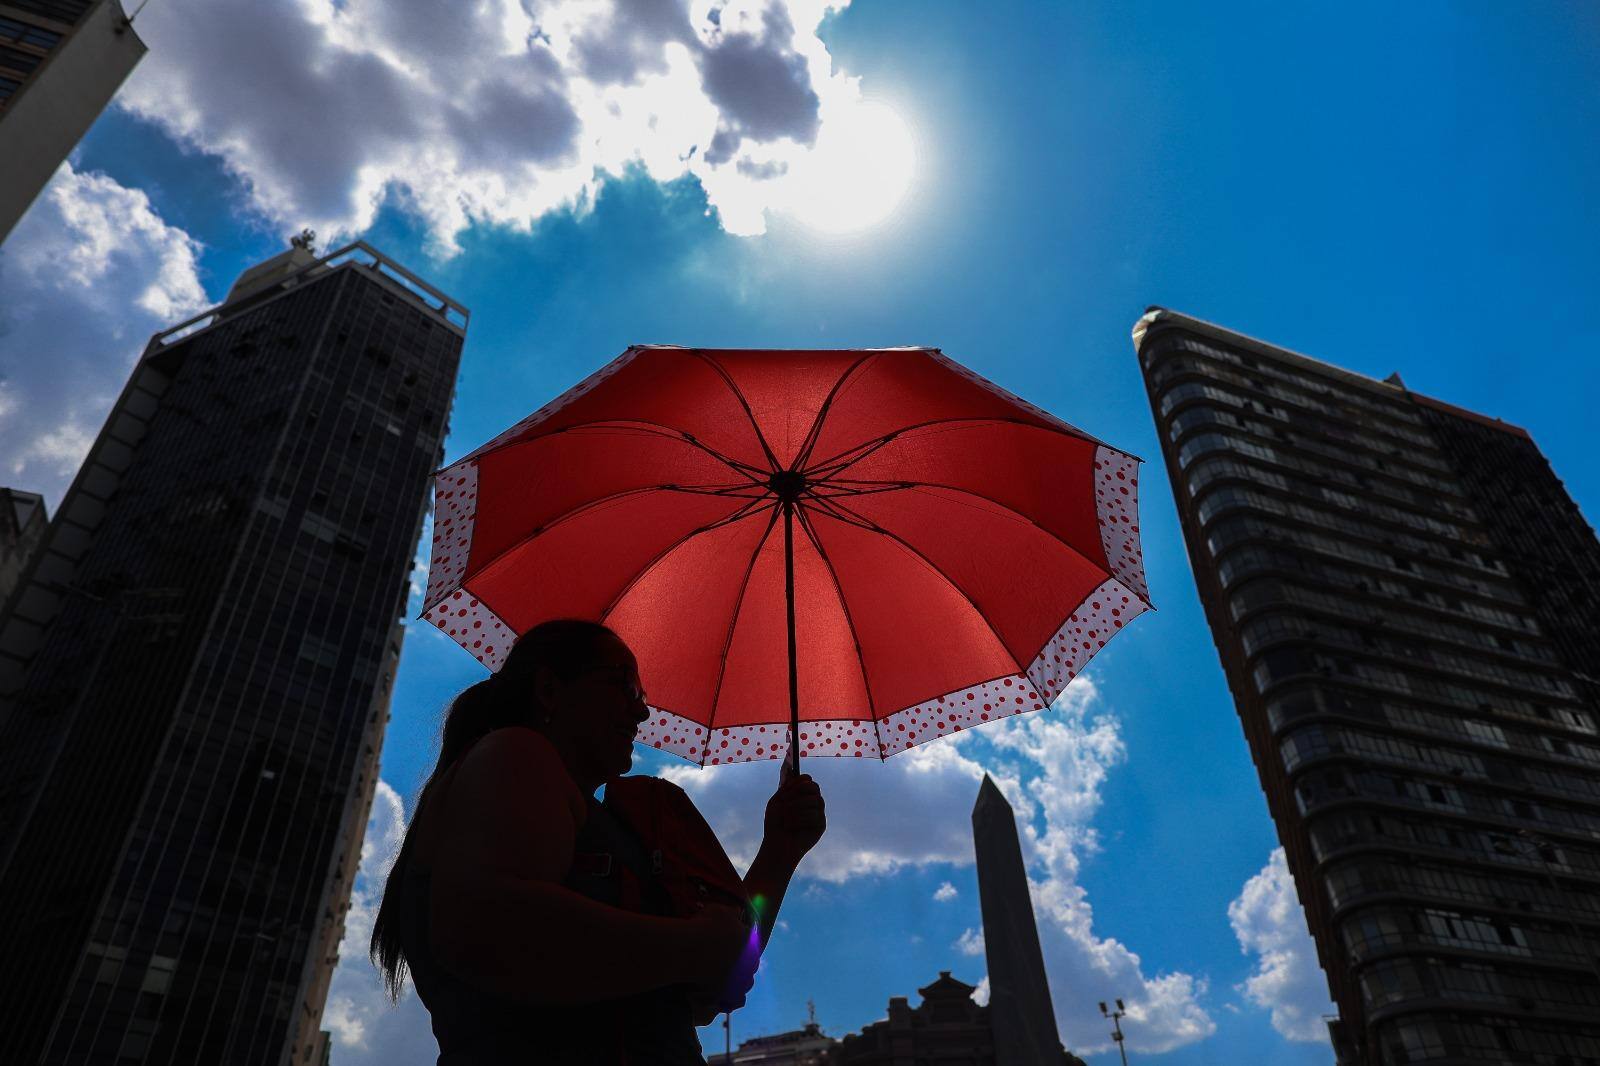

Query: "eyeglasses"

xmin=578 ymin=664 xmax=648 ymax=704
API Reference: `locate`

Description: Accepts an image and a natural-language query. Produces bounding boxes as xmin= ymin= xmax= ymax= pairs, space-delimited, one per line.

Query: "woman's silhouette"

xmin=371 ymin=619 xmax=827 ymax=1064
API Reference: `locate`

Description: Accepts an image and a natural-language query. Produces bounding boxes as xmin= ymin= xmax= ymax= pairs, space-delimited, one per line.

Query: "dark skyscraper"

xmin=1 ymin=487 xmax=48 ymax=605
xmin=0 ymin=0 xmax=146 ymax=242
xmin=1136 ymin=308 xmax=1600 ymax=1065
xmin=972 ymin=773 xmax=1065 ymax=1066
xmin=0 ymin=240 xmax=466 ymax=1064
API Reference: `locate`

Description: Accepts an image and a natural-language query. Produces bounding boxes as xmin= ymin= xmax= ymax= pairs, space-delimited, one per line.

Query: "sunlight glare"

xmin=787 ymin=101 xmax=916 ymax=234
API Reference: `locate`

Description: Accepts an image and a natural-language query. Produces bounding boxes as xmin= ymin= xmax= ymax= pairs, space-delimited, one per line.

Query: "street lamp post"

xmin=1099 ymin=999 xmax=1130 ymax=1066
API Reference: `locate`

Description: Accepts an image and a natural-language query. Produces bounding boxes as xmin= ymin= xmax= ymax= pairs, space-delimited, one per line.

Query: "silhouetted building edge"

xmin=0 ymin=487 xmax=49 ymax=614
xmin=0 ymin=0 xmax=147 ymax=243
xmin=0 ymin=239 xmax=464 ymax=1064
xmin=1136 ymin=306 xmax=1600 ymax=1065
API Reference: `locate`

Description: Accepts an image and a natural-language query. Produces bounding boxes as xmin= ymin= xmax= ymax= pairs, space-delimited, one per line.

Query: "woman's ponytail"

xmin=437 ymin=676 xmax=514 ymax=772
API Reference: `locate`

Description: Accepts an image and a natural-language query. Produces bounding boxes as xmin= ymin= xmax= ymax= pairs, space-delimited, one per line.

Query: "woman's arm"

xmin=685 ymin=773 xmax=826 ymax=1021
xmin=427 ymin=728 xmax=746 ymax=1004
xmin=694 ymin=773 xmax=824 ymax=1017
xmin=742 ymin=773 xmax=827 ymax=950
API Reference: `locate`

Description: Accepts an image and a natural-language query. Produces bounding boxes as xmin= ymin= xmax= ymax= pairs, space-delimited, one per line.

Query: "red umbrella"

xmin=423 ymin=346 xmax=1150 ymax=770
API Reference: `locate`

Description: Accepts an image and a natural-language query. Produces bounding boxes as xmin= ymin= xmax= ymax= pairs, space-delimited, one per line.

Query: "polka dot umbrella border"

xmin=421 ymin=346 xmax=1152 ymax=767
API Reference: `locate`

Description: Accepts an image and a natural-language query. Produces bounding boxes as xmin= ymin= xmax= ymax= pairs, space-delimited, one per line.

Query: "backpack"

xmin=602 ymin=776 xmax=759 ymax=1016
xmin=602 ymin=775 xmax=751 ymax=920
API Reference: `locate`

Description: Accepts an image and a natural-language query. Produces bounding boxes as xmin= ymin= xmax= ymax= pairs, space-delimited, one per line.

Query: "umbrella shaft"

xmin=783 ymin=500 xmax=800 ymax=776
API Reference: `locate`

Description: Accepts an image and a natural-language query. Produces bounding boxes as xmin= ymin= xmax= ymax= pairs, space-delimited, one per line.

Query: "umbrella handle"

xmin=783 ymin=500 xmax=801 ymax=779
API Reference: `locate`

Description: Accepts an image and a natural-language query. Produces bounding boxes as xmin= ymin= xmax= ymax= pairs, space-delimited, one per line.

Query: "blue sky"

xmin=3 ymin=2 xmax=1598 ymax=1063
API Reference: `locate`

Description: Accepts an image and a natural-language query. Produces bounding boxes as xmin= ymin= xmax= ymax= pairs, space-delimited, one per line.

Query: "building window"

xmin=0 ymin=16 xmax=63 ymax=49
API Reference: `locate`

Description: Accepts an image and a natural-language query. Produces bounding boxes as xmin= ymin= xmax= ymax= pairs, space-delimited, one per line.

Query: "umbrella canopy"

xmin=423 ymin=346 xmax=1150 ymax=766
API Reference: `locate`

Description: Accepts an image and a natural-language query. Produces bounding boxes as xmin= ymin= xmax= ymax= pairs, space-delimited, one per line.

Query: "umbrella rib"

xmin=669 ymin=485 xmax=773 ymax=498
xmin=801 ymin=416 xmax=1096 ymax=483
xmin=805 ymin=482 xmax=914 ymax=499
xmin=793 ymin=503 xmax=883 ymax=760
xmin=820 ymin=477 xmax=1120 ymax=592
xmin=688 ymin=351 xmax=784 ymax=473
xmin=810 ymin=496 xmax=1025 ymax=680
xmin=799 ymin=491 xmax=884 ymax=534
xmin=703 ymin=503 xmax=785 ymax=762
xmin=597 ymin=497 xmax=778 ymax=628
xmin=790 ymin=351 xmax=883 ymax=474
xmin=533 ymin=420 xmax=772 ymax=483
xmin=453 ymin=484 xmax=758 ymax=605
xmin=689 ymin=496 xmax=781 ymax=535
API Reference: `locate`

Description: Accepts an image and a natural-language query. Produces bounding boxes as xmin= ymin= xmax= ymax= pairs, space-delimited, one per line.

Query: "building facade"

xmin=710 ymin=974 xmax=1088 ymax=1066
xmin=831 ymin=972 xmax=996 ymax=1065
xmin=0 ymin=0 xmax=146 ymax=242
xmin=1136 ymin=308 xmax=1600 ymax=1064
xmin=0 ymin=240 xmax=466 ymax=1064
xmin=1 ymin=487 xmax=49 ymax=606
xmin=708 ymin=1007 xmax=836 ymax=1065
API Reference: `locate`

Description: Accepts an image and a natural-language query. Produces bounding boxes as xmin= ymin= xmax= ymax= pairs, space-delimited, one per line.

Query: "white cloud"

xmin=117 ymin=0 xmax=906 ymax=250
xmin=1228 ymin=848 xmax=1335 ymax=1044
xmin=955 ymin=927 xmax=984 ymax=956
xmin=933 ymin=881 xmax=958 ymax=902
xmin=663 ymin=677 xmax=1215 ymax=1056
xmin=993 ymin=685 xmax=1215 ymax=1055
xmin=325 ymin=780 xmax=437 ymax=1065
xmin=660 ymin=726 xmax=1002 ymax=881
xmin=0 ymin=163 xmax=209 ymax=505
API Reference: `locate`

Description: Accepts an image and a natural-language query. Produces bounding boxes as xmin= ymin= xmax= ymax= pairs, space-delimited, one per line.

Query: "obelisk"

xmin=972 ymin=773 xmax=1064 ymax=1066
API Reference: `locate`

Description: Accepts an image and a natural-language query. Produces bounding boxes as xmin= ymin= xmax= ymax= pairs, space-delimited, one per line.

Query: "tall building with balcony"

xmin=0 ymin=0 xmax=146 ymax=242
xmin=0 ymin=239 xmax=467 ymax=1064
xmin=1135 ymin=308 xmax=1600 ymax=1065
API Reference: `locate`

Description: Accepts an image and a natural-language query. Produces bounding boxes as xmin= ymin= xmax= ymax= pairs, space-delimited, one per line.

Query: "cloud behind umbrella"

xmin=661 ymin=677 xmax=1215 ymax=1054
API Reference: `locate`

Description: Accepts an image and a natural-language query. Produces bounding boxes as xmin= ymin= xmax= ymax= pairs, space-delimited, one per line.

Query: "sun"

xmin=786 ymin=101 xmax=916 ymax=234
